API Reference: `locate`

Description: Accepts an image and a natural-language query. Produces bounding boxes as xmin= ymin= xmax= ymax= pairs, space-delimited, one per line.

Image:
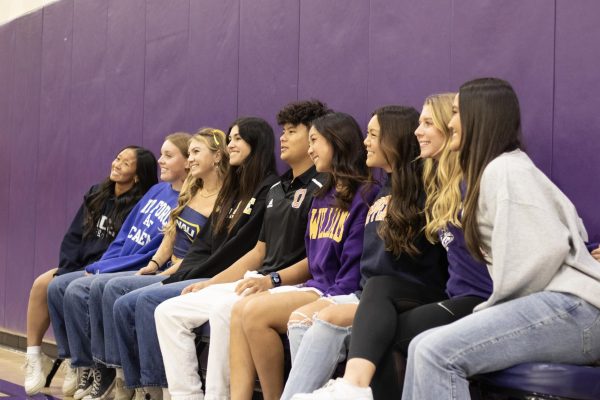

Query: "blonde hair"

xmin=163 ymin=128 xmax=229 ymax=238
xmin=422 ymin=93 xmax=463 ymax=242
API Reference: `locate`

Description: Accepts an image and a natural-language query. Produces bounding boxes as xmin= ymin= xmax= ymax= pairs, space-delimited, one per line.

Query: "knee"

xmin=230 ymin=299 xmax=246 ymax=322
xmin=240 ymin=298 xmax=267 ymax=334
xmin=103 ymin=280 xmax=123 ymax=305
xmin=409 ymin=331 xmax=448 ymax=368
xmin=31 ymin=272 xmax=52 ymax=297
xmin=113 ymin=295 xmax=133 ymax=320
xmin=315 ymin=306 xmax=342 ymax=325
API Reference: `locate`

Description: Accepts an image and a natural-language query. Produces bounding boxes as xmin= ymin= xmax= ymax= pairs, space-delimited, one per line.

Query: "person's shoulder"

xmin=484 ymin=149 xmax=532 ymax=177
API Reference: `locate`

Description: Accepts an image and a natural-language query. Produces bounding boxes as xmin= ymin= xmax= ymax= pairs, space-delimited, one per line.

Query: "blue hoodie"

xmin=85 ymin=182 xmax=179 ymax=274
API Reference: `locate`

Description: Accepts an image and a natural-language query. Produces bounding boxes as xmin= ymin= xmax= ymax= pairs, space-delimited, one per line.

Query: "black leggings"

xmin=348 ymin=275 xmax=447 ymax=362
xmin=371 ymin=295 xmax=485 ymax=399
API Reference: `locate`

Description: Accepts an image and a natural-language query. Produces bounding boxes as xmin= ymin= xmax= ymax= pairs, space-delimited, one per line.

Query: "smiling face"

xmin=307 ymin=126 xmax=334 ymax=172
xmin=447 ymin=94 xmax=462 ymax=151
xmin=158 ymin=140 xmax=188 ymax=183
xmin=414 ymin=104 xmax=446 ymax=160
xmin=364 ymin=115 xmax=390 ymax=171
xmin=280 ymin=123 xmax=310 ymax=166
xmin=227 ymin=125 xmax=252 ymax=166
xmin=109 ymin=148 xmax=138 ymax=184
xmin=187 ymin=138 xmax=220 ymax=179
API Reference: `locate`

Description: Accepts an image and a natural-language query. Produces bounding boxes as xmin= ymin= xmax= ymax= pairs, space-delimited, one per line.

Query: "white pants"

xmin=155 ymin=275 xmax=256 ymax=400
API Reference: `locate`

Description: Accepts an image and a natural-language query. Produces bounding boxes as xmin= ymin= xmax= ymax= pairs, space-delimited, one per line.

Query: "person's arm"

xmin=137 ymin=231 xmax=175 ymax=275
xmin=585 ymin=241 xmax=600 ymax=261
xmin=182 ymin=241 xmax=266 ymax=294
xmin=233 ymin=257 xmax=311 ymax=296
xmin=57 ymin=201 xmax=86 ymax=274
xmin=159 ymin=259 xmax=182 ymax=276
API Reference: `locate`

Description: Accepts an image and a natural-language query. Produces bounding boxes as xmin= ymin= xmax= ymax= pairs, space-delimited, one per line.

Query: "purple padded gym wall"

xmin=0 ymin=0 xmax=598 ymax=336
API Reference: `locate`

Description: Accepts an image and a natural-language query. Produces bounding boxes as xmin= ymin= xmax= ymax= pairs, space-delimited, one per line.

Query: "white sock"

xmin=26 ymin=346 xmax=42 ymax=356
xmin=116 ymin=368 xmax=124 ymax=380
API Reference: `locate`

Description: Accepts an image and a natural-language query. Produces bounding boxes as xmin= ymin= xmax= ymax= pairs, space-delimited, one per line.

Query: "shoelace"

xmin=77 ymin=368 xmax=92 ymax=389
xmin=90 ymin=368 xmax=103 ymax=396
xmin=23 ymin=358 xmax=38 ymax=375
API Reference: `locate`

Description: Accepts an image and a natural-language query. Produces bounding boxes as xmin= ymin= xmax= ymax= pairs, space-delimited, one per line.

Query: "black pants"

xmin=373 ymin=295 xmax=485 ymax=399
xmin=348 ymin=275 xmax=448 ymax=362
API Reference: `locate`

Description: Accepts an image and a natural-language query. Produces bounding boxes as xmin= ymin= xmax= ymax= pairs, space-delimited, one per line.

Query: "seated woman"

xmin=402 ymin=78 xmax=600 ymax=399
xmin=23 ymin=145 xmax=157 ymax=396
xmin=86 ymin=128 xmax=228 ymax=400
xmin=225 ymin=112 xmax=380 ymax=400
xmin=46 ymin=133 xmax=190 ymax=399
xmin=285 ymin=99 xmax=459 ymax=400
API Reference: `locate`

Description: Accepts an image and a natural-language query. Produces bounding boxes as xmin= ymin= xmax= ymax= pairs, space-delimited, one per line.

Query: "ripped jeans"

xmin=281 ymin=293 xmax=358 ymax=400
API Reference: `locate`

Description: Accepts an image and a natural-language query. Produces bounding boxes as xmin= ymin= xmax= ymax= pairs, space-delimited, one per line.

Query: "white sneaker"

xmin=23 ymin=353 xmax=53 ymax=395
xmin=291 ymin=378 xmax=373 ymax=400
xmin=114 ymin=377 xmax=135 ymax=400
xmin=62 ymin=359 xmax=79 ymax=396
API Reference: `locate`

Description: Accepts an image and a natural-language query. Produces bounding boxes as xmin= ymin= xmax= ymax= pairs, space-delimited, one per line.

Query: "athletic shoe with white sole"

xmin=23 ymin=353 xmax=53 ymax=395
xmin=290 ymin=378 xmax=374 ymax=400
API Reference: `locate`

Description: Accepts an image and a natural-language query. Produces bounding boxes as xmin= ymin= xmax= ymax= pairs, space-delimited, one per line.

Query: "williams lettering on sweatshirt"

xmin=85 ymin=182 xmax=179 ymax=274
xmin=304 ymin=184 xmax=379 ymax=296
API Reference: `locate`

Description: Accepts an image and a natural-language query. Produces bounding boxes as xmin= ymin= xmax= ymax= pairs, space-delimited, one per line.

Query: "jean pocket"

xmin=581 ymin=305 xmax=600 ymax=360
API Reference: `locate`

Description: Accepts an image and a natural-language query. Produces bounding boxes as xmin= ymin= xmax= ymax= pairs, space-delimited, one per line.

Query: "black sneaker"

xmin=73 ymin=368 xmax=94 ymax=400
xmin=84 ymin=366 xmax=116 ymax=400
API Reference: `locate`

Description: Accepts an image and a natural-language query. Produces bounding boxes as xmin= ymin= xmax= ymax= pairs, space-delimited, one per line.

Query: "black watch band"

xmin=270 ymin=272 xmax=282 ymax=287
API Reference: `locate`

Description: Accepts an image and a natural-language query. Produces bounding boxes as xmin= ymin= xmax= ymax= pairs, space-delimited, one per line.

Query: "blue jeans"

xmin=282 ymin=318 xmax=351 ymax=400
xmin=63 ymin=272 xmax=134 ymax=367
xmin=113 ymin=279 xmax=203 ymax=388
xmin=402 ymin=291 xmax=600 ymax=400
xmin=96 ymin=274 xmax=167 ymax=366
xmin=47 ymin=271 xmax=86 ymax=359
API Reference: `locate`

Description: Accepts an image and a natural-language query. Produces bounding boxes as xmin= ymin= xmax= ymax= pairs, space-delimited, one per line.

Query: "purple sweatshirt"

xmin=439 ymin=224 xmax=493 ymax=299
xmin=303 ymin=185 xmax=379 ymax=296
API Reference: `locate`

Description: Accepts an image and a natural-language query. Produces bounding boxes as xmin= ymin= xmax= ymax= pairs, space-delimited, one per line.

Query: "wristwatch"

xmin=270 ymin=271 xmax=282 ymax=287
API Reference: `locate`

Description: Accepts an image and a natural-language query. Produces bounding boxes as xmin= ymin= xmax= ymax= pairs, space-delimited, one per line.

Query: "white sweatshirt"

xmin=474 ymin=149 xmax=600 ymax=311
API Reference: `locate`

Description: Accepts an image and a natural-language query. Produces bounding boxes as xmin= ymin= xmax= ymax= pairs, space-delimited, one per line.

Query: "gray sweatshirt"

xmin=474 ymin=149 xmax=600 ymax=311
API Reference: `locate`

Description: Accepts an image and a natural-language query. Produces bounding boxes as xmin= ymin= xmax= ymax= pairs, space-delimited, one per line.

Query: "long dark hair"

xmin=373 ymin=106 xmax=422 ymax=257
xmin=84 ymin=146 xmax=158 ymax=240
xmin=459 ymin=77 xmax=522 ymax=261
xmin=311 ymin=112 xmax=371 ymax=211
xmin=212 ymin=117 xmax=277 ymax=235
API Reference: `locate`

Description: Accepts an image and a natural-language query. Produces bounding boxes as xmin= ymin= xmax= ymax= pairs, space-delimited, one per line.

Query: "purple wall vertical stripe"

xmin=553 ymin=0 xmax=600 ymax=244
xmin=5 ymin=11 xmax=43 ymax=332
xmin=0 ymin=0 xmax=599 ymax=335
xmin=0 ymin=23 xmax=16 ymax=328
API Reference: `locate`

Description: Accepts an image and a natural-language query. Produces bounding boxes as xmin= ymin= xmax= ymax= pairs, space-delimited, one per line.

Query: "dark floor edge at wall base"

xmin=0 ymin=329 xmax=57 ymax=358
